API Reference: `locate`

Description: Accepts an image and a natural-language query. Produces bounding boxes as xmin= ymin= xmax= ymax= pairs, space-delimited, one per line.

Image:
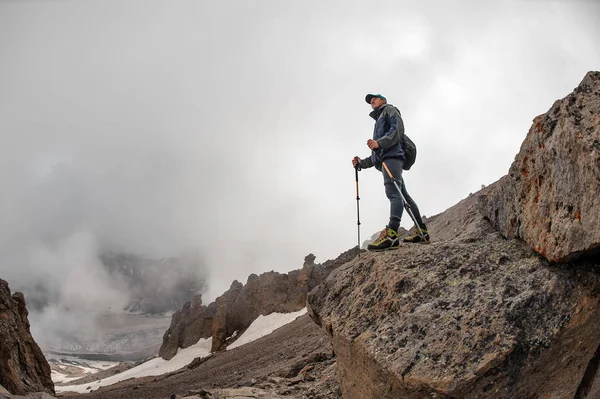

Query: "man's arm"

xmin=376 ymin=106 xmax=405 ymax=149
xmin=359 ymin=156 xmax=374 ymax=169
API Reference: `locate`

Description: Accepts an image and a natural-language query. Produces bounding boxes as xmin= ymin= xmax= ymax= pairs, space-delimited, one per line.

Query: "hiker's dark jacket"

xmin=360 ymin=104 xmax=405 ymax=170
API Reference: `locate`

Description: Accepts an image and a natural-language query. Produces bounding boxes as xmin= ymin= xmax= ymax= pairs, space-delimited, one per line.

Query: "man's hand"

xmin=367 ymin=139 xmax=379 ymax=150
xmin=352 ymin=156 xmax=361 ymax=167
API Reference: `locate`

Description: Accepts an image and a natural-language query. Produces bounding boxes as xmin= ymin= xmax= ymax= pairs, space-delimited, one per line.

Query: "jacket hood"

xmin=369 ymin=103 xmax=390 ymax=120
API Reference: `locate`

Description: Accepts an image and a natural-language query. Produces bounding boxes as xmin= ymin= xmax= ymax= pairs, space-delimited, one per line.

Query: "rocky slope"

xmin=0 ymin=279 xmax=55 ymax=396
xmin=307 ymin=71 xmax=600 ymax=398
xmin=309 ymin=191 xmax=600 ymax=398
xmin=159 ymin=248 xmax=358 ymax=359
xmin=61 ymin=314 xmax=340 ymax=399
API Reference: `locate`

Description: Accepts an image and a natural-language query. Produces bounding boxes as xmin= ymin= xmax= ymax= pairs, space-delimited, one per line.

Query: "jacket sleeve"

xmin=376 ymin=106 xmax=405 ymax=149
xmin=359 ymin=155 xmax=374 ymax=169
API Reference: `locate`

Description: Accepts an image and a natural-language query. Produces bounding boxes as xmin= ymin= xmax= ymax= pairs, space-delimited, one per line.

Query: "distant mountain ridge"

xmin=99 ymin=252 xmax=206 ymax=314
xmin=14 ymin=251 xmax=207 ymax=363
xmin=19 ymin=251 xmax=206 ymax=316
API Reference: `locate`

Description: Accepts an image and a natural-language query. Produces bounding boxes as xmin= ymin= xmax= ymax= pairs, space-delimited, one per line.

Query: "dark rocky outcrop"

xmin=307 ymin=72 xmax=600 ymax=398
xmin=478 ymin=71 xmax=600 ymax=263
xmin=0 ymin=279 xmax=54 ymax=396
xmin=159 ymin=248 xmax=358 ymax=359
xmin=159 ymin=295 xmax=216 ymax=360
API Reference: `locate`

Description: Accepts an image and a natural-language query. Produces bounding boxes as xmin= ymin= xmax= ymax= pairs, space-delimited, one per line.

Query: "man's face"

xmin=370 ymin=97 xmax=385 ymax=109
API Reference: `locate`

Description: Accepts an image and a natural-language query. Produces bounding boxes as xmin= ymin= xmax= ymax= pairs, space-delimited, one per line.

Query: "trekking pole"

xmin=380 ymin=160 xmax=427 ymax=241
xmin=354 ymin=164 xmax=361 ymax=255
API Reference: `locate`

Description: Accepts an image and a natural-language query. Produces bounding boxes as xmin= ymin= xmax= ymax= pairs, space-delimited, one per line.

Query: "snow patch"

xmin=49 ymin=357 xmax=121 ymax=384
xmin=227 ymin=308 xmax=307 ymax=350
xmin=51 ymin=371 xmax=82 ymax=384
xmin=57 ymin=338 xmax=212 ymax=393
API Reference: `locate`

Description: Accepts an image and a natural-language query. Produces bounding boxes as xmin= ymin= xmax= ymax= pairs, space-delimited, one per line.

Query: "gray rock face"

xmin=0 ymin=280 xmax=55 ymax=396
xmin=478 ymin=71 xmax=600 ymax=262
xmin=307 ymin=192 xmax=600 ymax=399
xmin=158 ymin=295 xmax=216 ymax=360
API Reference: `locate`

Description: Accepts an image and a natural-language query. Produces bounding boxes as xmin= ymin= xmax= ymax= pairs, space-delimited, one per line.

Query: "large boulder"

xmin=307 ymin=192 xmax=600 ymax=398
xmin=159 ymin=248 xmax=358 ymax=358
xmin=478 ymin=71 xmax=600 ymax=262
xmin=0 ymin=279 xmax=55 ymax=396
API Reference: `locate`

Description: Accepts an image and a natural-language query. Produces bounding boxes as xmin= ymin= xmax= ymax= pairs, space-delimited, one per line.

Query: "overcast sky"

xmin=1 ymin=0 xmax=599 ymax=310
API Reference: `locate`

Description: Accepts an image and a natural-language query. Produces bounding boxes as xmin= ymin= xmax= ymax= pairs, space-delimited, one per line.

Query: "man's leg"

xmin=399 ymin=178 xmax=430 ymax=242
xmin=367 ymin=158 xmax=404 ymax=251
xmin=383 ymin=158 xmax=405 ymax=232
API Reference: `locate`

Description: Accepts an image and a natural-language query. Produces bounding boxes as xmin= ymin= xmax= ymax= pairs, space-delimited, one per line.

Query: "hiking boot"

xmin=367 ymin=227 xmax=399 ymax=251
xmin=403 ymin=228 xmax=430 ymax=243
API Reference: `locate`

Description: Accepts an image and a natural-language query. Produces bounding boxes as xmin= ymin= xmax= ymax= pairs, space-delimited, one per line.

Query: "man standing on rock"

xmin=352 ymin=93 xmax=429 ymax=250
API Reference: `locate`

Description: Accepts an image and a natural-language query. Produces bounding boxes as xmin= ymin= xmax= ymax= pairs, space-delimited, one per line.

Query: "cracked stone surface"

xmin=478 ymin=71 xmax=600 ymax=263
